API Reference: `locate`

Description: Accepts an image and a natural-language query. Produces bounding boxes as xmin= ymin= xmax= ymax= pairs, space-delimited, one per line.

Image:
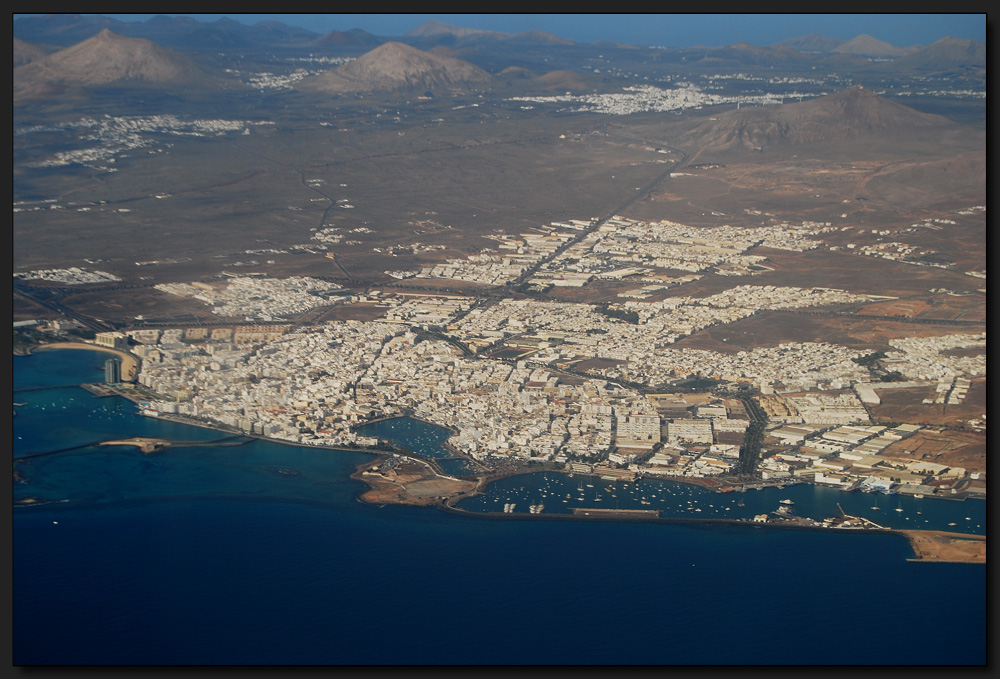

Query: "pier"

xmin=572 ymin=508 xmax=661 ymax=519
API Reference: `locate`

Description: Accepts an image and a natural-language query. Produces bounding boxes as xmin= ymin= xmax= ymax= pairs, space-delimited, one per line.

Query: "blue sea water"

xmin=13 ymin=349 xmax=988 ymax=665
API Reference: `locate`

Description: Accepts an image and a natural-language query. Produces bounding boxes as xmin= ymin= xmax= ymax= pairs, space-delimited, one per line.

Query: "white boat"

xmin=779 ymin=499 xmax=794 ymax=506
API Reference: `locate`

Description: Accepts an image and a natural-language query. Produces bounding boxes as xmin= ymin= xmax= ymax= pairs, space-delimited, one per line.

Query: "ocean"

xmin=13 ymin=349 xmax=987 ymax=665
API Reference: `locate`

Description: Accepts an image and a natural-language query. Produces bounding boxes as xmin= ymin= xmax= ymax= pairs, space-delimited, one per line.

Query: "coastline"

xmin=29 ymin=341 xmax=140 ymax=382
xmin=15 ymin=350 xmax=985 ymax=563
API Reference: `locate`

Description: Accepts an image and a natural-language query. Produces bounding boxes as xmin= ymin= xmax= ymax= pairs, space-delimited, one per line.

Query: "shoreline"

xmin=15 ymin=354 xmax=985 ymax=561
xmin=28 ymin=341 xmax=140 ymax=382
xmin=21 ymin=345 xmax=983 ymax=506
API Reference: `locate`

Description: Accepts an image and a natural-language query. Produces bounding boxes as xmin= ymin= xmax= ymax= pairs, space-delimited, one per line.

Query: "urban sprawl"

xmin=22 ymin=213 xmax=985 ymax=499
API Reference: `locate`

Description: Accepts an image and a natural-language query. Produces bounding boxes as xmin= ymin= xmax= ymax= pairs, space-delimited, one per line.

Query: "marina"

xmin=454 ymin=470 xmax=985 ymax=535
xmin=13 ymin=346 xmax=988 ymax=665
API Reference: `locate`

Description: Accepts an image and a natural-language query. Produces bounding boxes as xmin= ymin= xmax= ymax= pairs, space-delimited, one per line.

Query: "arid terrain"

xmin=901 ymin=530 xmax=986 ymax=563
xmin=14 ymin=15 xmax=986 ymax=489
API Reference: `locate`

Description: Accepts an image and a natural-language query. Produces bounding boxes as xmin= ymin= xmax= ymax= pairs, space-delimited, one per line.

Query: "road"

xmin=510 ymin=148 xmax=690 ymax=288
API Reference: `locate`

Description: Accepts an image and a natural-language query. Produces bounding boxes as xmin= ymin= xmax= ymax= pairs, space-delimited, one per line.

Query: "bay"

xmin=13 ymin=349 xmax=987 ymax=665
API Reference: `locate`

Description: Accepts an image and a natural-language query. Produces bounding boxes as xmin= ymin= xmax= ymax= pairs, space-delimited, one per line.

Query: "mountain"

xmin=13 ymin=13 xmax=125 ymax=46
xmin=405 ymin=19 xmax=495 ymax=41
xmin=831 ymin=34 xmax=911 ymax=58
xmin=699 ymin=42 xmax=810 ymax=66
xmin=14 ymin=29 xmax=211 ymax=102
xmin=773 ymin=33 xmax=845 ymax=53
xmin=507 ymin=30 xmax=573 ymax=46
xmin=885 ymin=37 xmax=985 ymax=73
xmin=299 ymin=41 xmax=492 ymax=94
xmin=678 ymin=85 xmax=963 ymax=154
xmin=311 ymin=28 xmax=383 ymax=50
xmin=404 ymin=19 xmax=572 ymax=47
xmin=14 ymin=14 xmax=324 ymax=51
xmin=13 ymin=37 xmax=51 ymax=66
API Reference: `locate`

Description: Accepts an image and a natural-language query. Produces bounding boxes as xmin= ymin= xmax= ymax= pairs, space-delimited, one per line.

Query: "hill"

xmin=885 ymin=37 xmax=986 ymax=73
xmin=405 ymin=19 xmax=495 ymax=41
xmin=773 ymin=33 xmax=845 ymax=53
xmin=13 ymin=37 xmax=51 ymax=66
xmin=699 ymin=42 xmax=810 ymax=66
xmin=404 ymin=19 xmax=571 ymax=47
xmin=311 ymin=28 xmax=383 ymax=51
xmin=13 ymin=14 xmax=323 ymax=51
xmin=678 ymin=85 xmax=965 ymax=155
xmin=13 ymin=13 xmax=125 ymax=46
xmin=299 ymin=41 xmax=492 ymax=94
xmin=831 ymin=34 xmax=912 ymax=58
xmin=14 ymin=29 xmax=211 ymax=102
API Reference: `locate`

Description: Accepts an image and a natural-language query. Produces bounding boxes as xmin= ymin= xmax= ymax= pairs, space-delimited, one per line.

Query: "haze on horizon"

xmin=54 ymin=13 xmax=988 ymax=48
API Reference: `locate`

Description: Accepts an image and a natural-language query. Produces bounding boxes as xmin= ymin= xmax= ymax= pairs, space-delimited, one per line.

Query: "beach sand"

xmin=33 ymin=342 xmax=139 ymax=382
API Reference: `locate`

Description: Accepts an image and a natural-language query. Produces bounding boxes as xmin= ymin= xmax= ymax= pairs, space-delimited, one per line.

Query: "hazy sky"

xmin=90 ymin=14 xmax=986 ymax=48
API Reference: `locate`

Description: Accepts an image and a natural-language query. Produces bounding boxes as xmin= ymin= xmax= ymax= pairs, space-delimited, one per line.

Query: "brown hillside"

xmin=886 ymin=36 xmax=986 ymax=72
xmin=14 ymin=29 xmax=207 ymax=102
xmin=832 ymin=34 xmax=910 ymax=58
xmin=678 ymin=85 xmax=967 ymax=155
xmin=300 ymin=41 xmax=491 ymax=94
xmin=13 ymin=37 xmax=50 ymax=65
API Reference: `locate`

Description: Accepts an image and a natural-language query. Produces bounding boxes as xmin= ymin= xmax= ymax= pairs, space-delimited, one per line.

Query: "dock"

xmin=572 ymin=508 xmax=660 ymax=519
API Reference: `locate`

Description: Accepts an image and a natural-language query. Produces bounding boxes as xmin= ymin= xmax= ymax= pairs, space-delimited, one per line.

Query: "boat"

xmin=779 ymin=499 xmax=794 ymax=506
xmin=913 ymin=494 xmax=924 ymax=499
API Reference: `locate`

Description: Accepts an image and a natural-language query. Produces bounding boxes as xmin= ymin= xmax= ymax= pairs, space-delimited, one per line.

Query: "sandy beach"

xmin=32 ymin=342 xmax=139 ymax=382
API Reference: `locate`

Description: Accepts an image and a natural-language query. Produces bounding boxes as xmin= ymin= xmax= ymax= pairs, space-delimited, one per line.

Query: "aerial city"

xmin=13 ymin=14 xmax=986 ymax=666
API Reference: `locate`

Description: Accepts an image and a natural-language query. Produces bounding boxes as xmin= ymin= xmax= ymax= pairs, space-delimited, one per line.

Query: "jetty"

xmin=572 ymin=508 xmax=660 ymax=519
